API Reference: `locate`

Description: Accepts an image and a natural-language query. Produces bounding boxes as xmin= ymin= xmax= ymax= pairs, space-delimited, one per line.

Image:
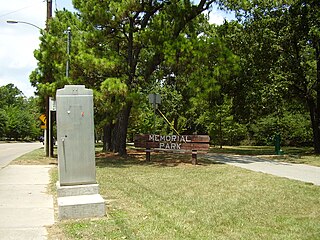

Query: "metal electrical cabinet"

xmin=56 ymin=85 xmax=96 ymax=186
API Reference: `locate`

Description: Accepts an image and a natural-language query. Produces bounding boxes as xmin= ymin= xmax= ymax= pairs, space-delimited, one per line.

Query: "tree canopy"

xmin=30 ymin=0 xmax=319 ymax=153
xmin=0 ymin=84 xmax=41 ymax=140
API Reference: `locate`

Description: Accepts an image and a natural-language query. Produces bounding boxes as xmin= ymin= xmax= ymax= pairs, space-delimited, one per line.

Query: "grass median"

xmin=14 ymin=148 xmax=320 ymax=239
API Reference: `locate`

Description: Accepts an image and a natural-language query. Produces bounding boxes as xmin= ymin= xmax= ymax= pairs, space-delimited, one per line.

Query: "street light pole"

xmin=6 ymin=19 xmax=50 ymax=156
xmin=66 ymin=27 xmax=71 ymax=78
xmin=6 ymin=20 xmax=42 ymax=30
xmin=46 ymin=0 xmax=53 ymax=158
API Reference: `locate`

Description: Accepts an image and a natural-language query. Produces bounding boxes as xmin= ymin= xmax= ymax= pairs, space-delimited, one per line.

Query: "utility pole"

xmin=45 ymin=0 xmax=53 ymax=157
xmin=66 ymin=27 xmax=71 ymax=78
xmin=47 ymin=0 xmax=52 ymax=27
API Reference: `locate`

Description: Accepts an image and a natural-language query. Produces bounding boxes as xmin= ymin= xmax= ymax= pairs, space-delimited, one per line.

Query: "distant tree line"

xmin=0 ymin=84 xmax=41 ymax=141
xmin=29 ymin=0 xmax=318 ymax=154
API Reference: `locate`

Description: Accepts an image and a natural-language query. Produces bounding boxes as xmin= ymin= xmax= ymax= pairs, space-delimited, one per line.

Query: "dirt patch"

xmin=95 ymin=149 xmax=206 ymax=167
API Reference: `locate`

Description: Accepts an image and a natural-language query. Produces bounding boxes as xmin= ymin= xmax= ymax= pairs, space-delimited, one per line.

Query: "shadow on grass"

xmin=95 ymin=150 xmax=220 ymax=169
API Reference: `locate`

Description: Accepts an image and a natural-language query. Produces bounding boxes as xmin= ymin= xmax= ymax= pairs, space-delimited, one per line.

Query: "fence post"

xmin=146 ymin=147 xmax=151 ymax=161
xmin=192 ymin=150 xmax=197 ymax=165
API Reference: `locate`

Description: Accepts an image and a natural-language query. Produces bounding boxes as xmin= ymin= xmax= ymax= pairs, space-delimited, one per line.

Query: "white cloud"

xmin=0 ymin=0 xmax=74 ymax=98
xmin=209 ymin=13 xmax=225 ymax=25
xmin=0 ymin=0 xmax=46 ymax=97
xmin=207 ymin=5 xmax=235 ymax=25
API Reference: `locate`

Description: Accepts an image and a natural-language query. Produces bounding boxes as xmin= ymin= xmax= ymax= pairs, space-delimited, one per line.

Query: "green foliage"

xmin=192 ymin=95 xmax=247 ymax=146
xmin=94 ymin=77 xmax=129 ymax=128
xmin=5 ymin=106 xmax=30 ymax=140
xmin=128 ymin=100 xmax=155 ymax=138
xmin=30 ymin=10 xmax=83 ymax=97
xmin=214 ymin=0 xmax=318 ymax=149
xmin=0 ymin=109 xmax=8 ymax=137
xmin=31 ymin=0 xmax=225 ymax=153
xmin=156 ymin=85 xmax=185 ymax=134
xmin=0 ymin=84 xmax=41 ymax=140
xmin=251 ymin=111 xmax=313 ymax=146
xmin=0 ymin=83 xmax=24 ymax=107
xmin=29 ymin=0 xmax=317 ymax=149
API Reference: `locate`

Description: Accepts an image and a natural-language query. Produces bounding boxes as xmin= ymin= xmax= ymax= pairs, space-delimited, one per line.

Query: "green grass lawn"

xmin=47 ymin=152 xmax=320 ymax=240
xmin=13 ymin=148 xmax=320 ymax=239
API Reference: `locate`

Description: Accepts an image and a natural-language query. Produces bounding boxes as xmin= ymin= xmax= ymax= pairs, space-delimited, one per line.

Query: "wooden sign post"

xmin=134 ymin=134 xmax=210 ymax=165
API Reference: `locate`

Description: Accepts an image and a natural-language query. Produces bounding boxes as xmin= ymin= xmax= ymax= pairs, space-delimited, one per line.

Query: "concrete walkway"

xmin=0 ymin=165 xmax=54 ymax=240
xmin=206 ymin=153 xmax=320 ymax=186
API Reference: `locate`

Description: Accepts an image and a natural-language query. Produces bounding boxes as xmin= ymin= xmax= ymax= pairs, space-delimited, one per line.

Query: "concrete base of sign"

xmin=56 ymin=181 xmax=99 ymax=197
xmin=56 ymin=182 xmax=105 ymax=220
xmin=58 ymin=194 xmax=105 ymax=220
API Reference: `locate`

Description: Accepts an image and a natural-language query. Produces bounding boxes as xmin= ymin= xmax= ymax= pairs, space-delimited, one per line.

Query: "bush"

xmin=250 ymin=112 xmax=312 ymax=146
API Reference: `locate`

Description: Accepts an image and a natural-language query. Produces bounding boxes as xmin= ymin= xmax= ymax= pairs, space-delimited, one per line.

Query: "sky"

xmin=0 ymin=0 xmax=74 ymax=97
xmin=0 ymin=1 xmax=234 ymax=98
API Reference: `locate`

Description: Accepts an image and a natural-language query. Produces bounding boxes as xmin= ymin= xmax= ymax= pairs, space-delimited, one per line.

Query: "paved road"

xmin=206 ymin=153 xmax=320 ymax=186
xmin=0 ymin=142 xmax=43 ymax=169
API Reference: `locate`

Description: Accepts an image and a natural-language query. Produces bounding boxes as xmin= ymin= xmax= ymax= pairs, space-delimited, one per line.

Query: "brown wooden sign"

xmin=134 ymin=134 xmax=210 ymax=164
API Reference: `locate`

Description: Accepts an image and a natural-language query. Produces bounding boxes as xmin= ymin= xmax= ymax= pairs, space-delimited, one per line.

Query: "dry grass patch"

xmin=11 ymin=148 xmax=57 ymax=165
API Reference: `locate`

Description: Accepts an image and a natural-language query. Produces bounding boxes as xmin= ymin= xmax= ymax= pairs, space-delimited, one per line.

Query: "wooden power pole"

xmin=45 ymin=0 xmax=52 ymax=157
xmin=47 ymin=0 xmax=52 ymax=23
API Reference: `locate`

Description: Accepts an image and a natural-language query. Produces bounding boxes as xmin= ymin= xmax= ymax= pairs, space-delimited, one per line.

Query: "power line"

xmin=0 ymin=1 xmax=45 ymax=19
xmin=54 ymin=0 xmax=58 ymax=11
xmin=53 ymin=0 xmax=64 ymax=11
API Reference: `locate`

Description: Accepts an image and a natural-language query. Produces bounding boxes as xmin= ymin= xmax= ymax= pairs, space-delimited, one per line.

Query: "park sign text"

xmin=149 ymin=134 xmax=190 ymax=149
xmin=134 ymin=134 xmax=210 ymax=151
xmin=134 ymin=134 xmax=210 ymax=164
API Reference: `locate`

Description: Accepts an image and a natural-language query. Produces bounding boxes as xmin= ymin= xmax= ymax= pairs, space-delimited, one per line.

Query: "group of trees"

xmin=225 ymin=0 xmax=319 ymax=150
xmin=29 ymin=0 xmax=319 ymax=154
xmin=0 ymin=84 xmax=41 ymax=140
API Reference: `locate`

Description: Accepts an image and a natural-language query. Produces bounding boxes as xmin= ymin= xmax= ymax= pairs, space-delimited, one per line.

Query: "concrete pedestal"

xmin=56 ymin=182 xmax=99 ymax=197
xmin=56 ymin=86 xmax=105 ymax=220
xmin=57 ymin=182 xmax=105 ymax=220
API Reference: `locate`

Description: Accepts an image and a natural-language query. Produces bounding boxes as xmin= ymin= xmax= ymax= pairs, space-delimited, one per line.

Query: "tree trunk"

xmin=103 ymin=123 xmax=113 ymax=152
xmin=313 ymin=45 xmax=320 ymax=154
xmin=174 ymin=116 xmax=179 ymax=134
xmin=219 ymin=114 xmax=223 ymax=149
xmin=111 ymin=103 xmax=132 ymax=156
xmin=307 ymin=98 xmax=320 ymax=153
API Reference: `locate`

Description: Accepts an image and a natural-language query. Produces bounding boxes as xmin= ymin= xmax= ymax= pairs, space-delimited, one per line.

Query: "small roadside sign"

xmin=39 ymin=114 xmax=46 ymax=124
xmin=49 ymin=97 xmax=56 ymax=111
xmin=40 ymin=124 xmax=46 ymax=130
xmin=148 ymin=93 xmax=161 ymax=105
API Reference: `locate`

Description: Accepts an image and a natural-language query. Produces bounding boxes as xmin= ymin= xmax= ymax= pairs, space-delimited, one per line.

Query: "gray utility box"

xmin=56 ymin=85 xmax=96 ymax=186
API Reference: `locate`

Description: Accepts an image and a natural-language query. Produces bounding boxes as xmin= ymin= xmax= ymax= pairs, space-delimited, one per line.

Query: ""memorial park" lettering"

xmin=148 ymin=134 xmax=191 ymax=150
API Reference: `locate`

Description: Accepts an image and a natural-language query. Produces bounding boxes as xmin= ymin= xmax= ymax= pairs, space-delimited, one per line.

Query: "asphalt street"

xmin=0 ymin=142 xmax=43 ymax=169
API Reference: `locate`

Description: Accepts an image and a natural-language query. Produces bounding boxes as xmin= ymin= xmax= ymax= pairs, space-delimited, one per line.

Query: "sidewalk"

xmin=0 ymin=165 xmax=54 ymax=240
xmin=206 ymin=153 xmax=320 ymax=186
